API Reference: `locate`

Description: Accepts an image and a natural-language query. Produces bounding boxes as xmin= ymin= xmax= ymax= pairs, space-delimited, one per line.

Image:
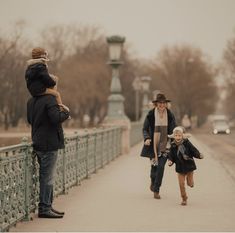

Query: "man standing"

xmin=141 ymin=93 xmax=176 ymax=199
xmin=27 ymin=86 xmax=70 ymax=218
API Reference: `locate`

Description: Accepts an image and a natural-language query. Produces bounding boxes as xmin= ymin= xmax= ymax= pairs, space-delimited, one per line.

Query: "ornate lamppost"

xmin=132 ymin=77 xmax=142 ymax=121
xmin=105 ymin=35 xmax=128 ymax=121
xmin=140 ymin=76 xmax=152 ymax=121
xmin=104 ymin=35 xmax=130 ymax=153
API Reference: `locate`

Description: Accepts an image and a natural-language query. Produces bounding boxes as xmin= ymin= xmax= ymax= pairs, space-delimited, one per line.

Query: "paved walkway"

xmin=11 ymin=136 xmax=235 ymax=232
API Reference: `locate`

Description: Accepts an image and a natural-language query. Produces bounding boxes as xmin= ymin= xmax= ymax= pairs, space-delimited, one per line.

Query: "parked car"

xmin=212 ymin=120 xmax=231 ymax=134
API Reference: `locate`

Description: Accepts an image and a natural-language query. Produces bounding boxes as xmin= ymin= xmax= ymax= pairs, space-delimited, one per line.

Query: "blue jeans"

xmin=35 ymin=150 xmax=58 ymax=213
xmin=150 ymin=155 xmax=167 ymax=193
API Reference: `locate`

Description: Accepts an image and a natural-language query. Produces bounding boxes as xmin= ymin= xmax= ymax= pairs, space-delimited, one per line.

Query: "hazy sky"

xmin=0 ymin=0 xmax=235 ymax=63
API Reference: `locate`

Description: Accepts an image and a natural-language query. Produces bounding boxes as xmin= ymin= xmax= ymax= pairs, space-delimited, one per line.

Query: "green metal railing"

xmin=130 ymin=121 xmax=143 ymax=146
xmin=0 ymin=126 xmax=122 ymax=232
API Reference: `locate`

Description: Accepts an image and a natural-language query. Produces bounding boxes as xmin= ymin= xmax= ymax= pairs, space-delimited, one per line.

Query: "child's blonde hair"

xmin=168 ymin=126 xmax=191 ymax=139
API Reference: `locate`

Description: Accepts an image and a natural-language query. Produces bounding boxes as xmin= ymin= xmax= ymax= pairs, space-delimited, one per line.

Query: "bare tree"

xmin=149 ymin=45 xmax=218 ymax=125
xmin=39 ymin=25 xmax=75 ymax=73
xmin=223 ymin=35 xmax=235 ymax=119
xmin=51 ymin=26 xmax=109 ymax=126
xmin=0 ymin=22 xmax=29 ymax=129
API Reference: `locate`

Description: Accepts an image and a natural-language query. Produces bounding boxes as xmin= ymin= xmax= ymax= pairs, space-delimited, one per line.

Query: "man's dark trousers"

xmin=150 ymin=156 xmax=167 ymax=193
xmin=35 ymin=150 xmax=58 ymax=213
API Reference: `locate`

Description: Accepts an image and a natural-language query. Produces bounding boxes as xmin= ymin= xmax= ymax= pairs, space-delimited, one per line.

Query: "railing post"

xmin=21 ymin=137 xmax=31 ymax=221
xmin=84 ymin=130 xmax=90 ymax=179
xmin=100 ymin=128 xmax=104 ymax=169
xmin=118 ymin=127 xmax=122 ymax=155
xmin=106 ymin=129 xmax=110 ymax=164
xmin=112 ymin=128 xmax=116 ymax=160
xmin=74 ymin=131 xmax=80 ymax=186
xmin=114 ymin=128 xmax=118 ymax=158
xmin=62 ymin=137 xmax=68 ymax=194
xmin=0 ymin=153 xmax=4 ymax=232
xmin=93 ymin=128 xmax=97 ymax=173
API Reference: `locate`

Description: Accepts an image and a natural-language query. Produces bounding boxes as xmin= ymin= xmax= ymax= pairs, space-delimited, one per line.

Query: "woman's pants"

xmin=150 ymin=156 xmax=167 ymax=193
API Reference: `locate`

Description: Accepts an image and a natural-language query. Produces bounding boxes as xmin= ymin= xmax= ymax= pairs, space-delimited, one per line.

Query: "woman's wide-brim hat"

xmin=152 ymin=93 xmax=171 ymax=103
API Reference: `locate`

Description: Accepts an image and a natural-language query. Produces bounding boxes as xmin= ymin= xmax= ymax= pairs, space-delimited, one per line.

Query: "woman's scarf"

xmin=153 ymin=108 xmax=168 ymax=157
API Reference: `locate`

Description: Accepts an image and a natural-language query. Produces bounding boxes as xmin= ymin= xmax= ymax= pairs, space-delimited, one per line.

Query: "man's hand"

xmin=144 ymin=139 xmax=151 ymax=146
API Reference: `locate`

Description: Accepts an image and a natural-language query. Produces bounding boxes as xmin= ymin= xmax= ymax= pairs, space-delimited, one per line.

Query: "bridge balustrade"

xmin=0 ymin=126 xmax=122 ymax=232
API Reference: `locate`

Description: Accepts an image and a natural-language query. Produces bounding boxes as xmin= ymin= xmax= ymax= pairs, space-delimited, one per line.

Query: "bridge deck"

xmin=11 ymin=136 xmax=235 ymax=232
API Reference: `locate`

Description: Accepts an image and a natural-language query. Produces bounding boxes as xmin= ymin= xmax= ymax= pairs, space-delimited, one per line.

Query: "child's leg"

xmin=178 ymin=173 xmax=188 ymax=205
xmin=55 ymin=92 xmax=62 ymax=105
xmin=186 ymin=171 xmax=194 ymax=187
xmin=45 ymin=88 xmax=62 ymax=105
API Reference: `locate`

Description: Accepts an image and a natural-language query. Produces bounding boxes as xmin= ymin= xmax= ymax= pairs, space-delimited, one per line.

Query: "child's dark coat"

xmin=168 ymin=139 xmax=201 ymax=173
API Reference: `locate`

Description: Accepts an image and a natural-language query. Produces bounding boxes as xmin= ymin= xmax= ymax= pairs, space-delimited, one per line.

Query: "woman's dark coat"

xmin=140 ymin=108 xmax=176 ymax=159
xmin=168 ymin=139 xmax=201 ymax=173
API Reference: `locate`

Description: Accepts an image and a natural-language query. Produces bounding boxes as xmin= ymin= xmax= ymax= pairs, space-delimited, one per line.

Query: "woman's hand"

xmin=151 ymin=158 xmax=158 ymax=166
xmin=144 ymin=139 xmax=151 ymax=146
xmin=151 ymin=154 xmax=158 ymax=166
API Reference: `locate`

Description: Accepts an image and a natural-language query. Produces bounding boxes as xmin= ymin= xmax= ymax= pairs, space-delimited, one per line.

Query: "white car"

xmin=212 ymin=120 xmax=231 ymax=134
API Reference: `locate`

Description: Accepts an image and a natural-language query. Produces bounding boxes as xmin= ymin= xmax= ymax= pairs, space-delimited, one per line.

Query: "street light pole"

xmin=140 ymin=76 xmax=152 ymax=122
xmin=132 ymin=77 xmax=142 ymax=121
xmin=104 ymin=35 xmax=131 ymax=154
xmin=136 ymin=89 xmax=139 ymax=121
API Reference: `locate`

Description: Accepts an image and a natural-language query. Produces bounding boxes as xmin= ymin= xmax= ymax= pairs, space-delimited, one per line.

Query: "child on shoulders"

xmin=25 ymin=47 xmax=63 ymax=108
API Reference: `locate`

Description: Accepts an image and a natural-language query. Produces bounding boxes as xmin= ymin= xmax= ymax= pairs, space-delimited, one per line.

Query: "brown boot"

xmin=181 ymin=196 xmax=188 ymax=206
xmin=154 ymin=192 xmax=161 ymax=199
xmin=150 ymin=183 xmax=154 ymax=192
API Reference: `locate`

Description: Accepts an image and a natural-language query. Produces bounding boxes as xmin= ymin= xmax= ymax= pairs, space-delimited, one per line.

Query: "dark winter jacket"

xmin=25 ymin=59 xmax=56 ymax=96
xmin=140 ymin=108 xmax=176 ymax=159
xmin=168 ymin=139 xmax=201 ymax=174
xmin=27 ymin=95 xmax=70 ymax=151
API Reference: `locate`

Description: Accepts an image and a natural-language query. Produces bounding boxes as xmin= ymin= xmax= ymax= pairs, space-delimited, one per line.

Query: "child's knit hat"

xmin=168 ymin=126 xmax=191 ymax=139
xmin=31 ymin=47 xmax=49 ymax=60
